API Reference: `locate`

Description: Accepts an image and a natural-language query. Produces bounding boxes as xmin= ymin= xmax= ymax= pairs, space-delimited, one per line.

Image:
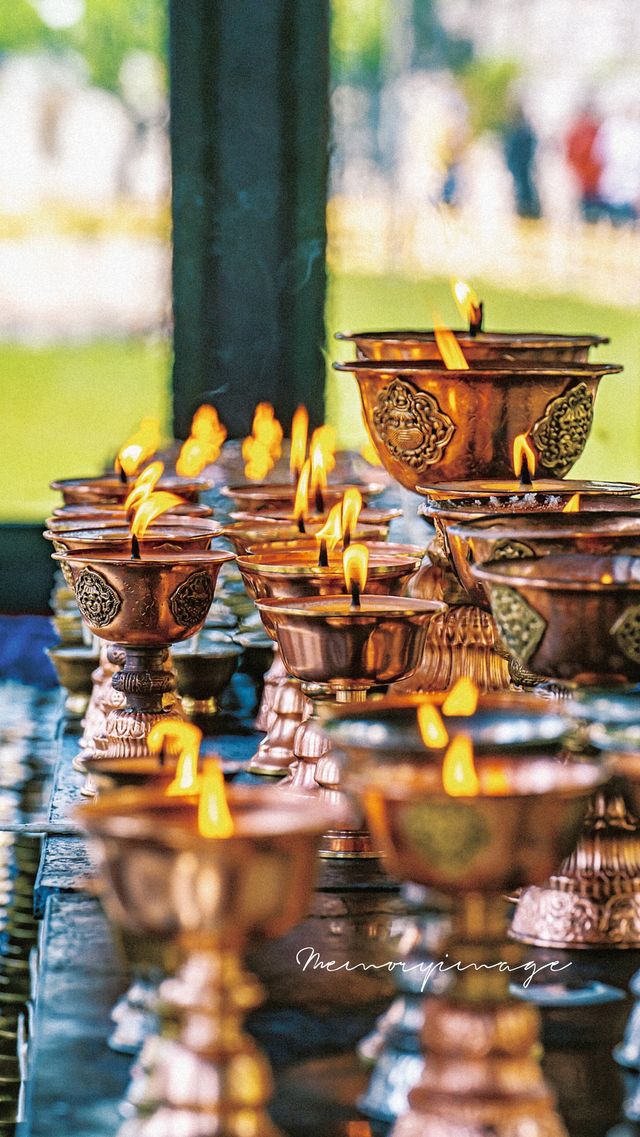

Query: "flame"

xmin=343 ymin=543 xmax=369 ymax=595
xmin=131 ymin=491 xmax=184 ymax=538
xmin=442 ymin=677 xmax=480 ymax=717
xmin=315 ymin=502 xmax=343 ymax=553
xmin=198 ymin=758 xmax=234 ymax=838
xmin=563 ymin=493 xmax=581 ymax=513
xmin=124 ymin=461 xmax=165 ymax=511
xmin=433 ymin=315 xmax=469 ymax=370
xmin=293 ymin=460 xmax=311 ymax=523
xmin=451 ymin=279 xmax=482 ymax=327
xmin=309 ymin=424 xmax=337 ymax=474
xmin=289 ymin=405 xmax=309 ymax=476
xmin=116 ymin=417 xmax=160 ymax=476
xmin=512 ymin=434 xmax=536 ymax=480
xmin=417 ymin=704 xmax=449 ymax=749
xmin=601 ymin=572 xmax=614 ymax=584
xmin=341 ymin=488 xmax=363 ymax=539
xmin=147 ymin=721 xmax=203 ymax=796
xmin=442 ymin=735 xmax=480 ymax=796
xmin=310 ymin=441 xmax=328 ymax=500
xmin=243 ymin=403 xmax=283 ymax=480
xmin=177 ymin=405 xmax=227 ymax=476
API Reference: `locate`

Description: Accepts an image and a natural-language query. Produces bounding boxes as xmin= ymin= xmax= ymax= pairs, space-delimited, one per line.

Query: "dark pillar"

xmin=169 ymin=0 xmax=329 ymax=440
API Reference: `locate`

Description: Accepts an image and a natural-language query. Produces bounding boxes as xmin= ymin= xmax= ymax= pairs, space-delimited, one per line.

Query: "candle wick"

xmin=469 ymin=301 xmax=483 ymax=338
xmin=343 ymin=527 xmax=351 ymax=549
xmin=318 ymin=539 xmax=328 ymax=568
xmin=297 ymin=515 xmax=306 ymax=534
xmin=519 ymin=458 xmax=533 ymax=487
xmin=350 ymin=581 xmax=361 ymax=609
xmin=158 ymin=744 xmax=166 ymax=768
xmin=118 ymin=463 xmax=128 ymax=485
xmin=131 ymin=534 xmax=141 ymax=559
xmin=315 ymin=486 xmax=324 ymax=514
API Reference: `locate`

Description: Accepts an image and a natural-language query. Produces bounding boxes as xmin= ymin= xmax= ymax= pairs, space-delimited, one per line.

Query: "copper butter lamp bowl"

xmin=334 ymin=359 xmax=622 ymax=492
xmin=323 ymin=697 xmax=603 ymax=1137
xmin=44 ymin=518 xmax=223 ymax=555
xmin=221 ymin=480 xmax=385 ymax=513
xmin=224 ymin=517 xmax=394 ymax=556
xmin=256 ymin=595 xmax=442 ymax=693
xmin=238 ymin=545 xmax=423 ymax=602
xmin=49 ymin=501 xmax=213 ymax=525
xmin=53 ymin=548 xmax=233 ymax=767
xmin=337 ymin=329 xmax=608 ymax=363
xmin=449 ymin=511 xmax=640 ymax=610
xmin=474 ymin=553 xmax=640 ymax=684
xmin=51 ymin=473 xmax=213 ymax=506
xmin=77 ymin=784 xmax=334 ymax=1137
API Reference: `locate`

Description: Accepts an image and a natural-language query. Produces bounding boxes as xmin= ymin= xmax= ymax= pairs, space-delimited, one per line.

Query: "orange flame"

xmin=343 ymin=543 xmax=369 ymax=598
xmin=198 ymin=758 xmax=234 ymax=838
xmin=290 ymin=405 xmax=309 ymax=476
xmin=418 ymin=704 xmax=449 ymax=749
xmin=442 ymin=677 xmax=479 ymax=717
xmin=243 ymin=403 xmax=283 ymax=480
xmin=147 ymin=721 xmax=203 ymax=796
xmin=177 ymin=405 xmax=227 ymax=476
xmin=315 ymin=502 xmax=343 ymax=553
xmin=116 ymin=417 xmax=160 ymax=477
xmin=309 ymin=424 xmax=337 ymax=474
xmin=563 ymin=493 xmax=581 ymax=513
xmin=512 ymin=434 xmax=536 ymax=481
xmin=131 ymin=491 xmax=184 ymax=538
xmin=433 ymin=315 xmax=469 ymax=370
xmin=341 ymin=488 xmax=363 ymax=540
xmin=293 ymin=460 xmax=311 ymax=523
xmin=442 ymin=735 xmax=480 ymax=796
xmin=310 ymin=442 xmax=328 ymax=499
xmin=124 ymin=461 xmax=165 ymax=511
xmin=451 ymin=279 xmax=482 ymax=328
xmin=601 ymin=572 xmax=614 ymax=584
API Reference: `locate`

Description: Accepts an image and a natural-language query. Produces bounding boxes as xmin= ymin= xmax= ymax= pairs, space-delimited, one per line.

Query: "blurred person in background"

xmin=502 ymin=101 xmax=540 ymax=219
xmin=565 ymin=102 xmax=603 ymax=222
xmin=594 ymin=103 xmax=640 ymax=225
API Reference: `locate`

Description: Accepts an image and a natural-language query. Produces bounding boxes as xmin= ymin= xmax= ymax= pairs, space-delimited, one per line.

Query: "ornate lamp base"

xmin=279 ymin=691 xmax=379 ymax=860
xmin=392 ymin=605 xmax=511 ymax=694
xmin=248 ymin=674 xmax=310 ymax=775
xmin=511 ymin=786 xmax=640 ymax=948
xmin=118 ymin=949 xmax=282 ymax=1137
xmin=392 ymin=895 xmax=568 ymax=1137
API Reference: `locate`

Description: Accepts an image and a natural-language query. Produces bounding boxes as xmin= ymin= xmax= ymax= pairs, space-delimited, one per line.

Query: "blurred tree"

xmin=412 ymin=0 xmax=472 ymax=72
xmin=460 ymin=58 xmax=520 ymax=136
xmin=0 ymin=0 xmax=166 ymax=96
xmin=331 ymin=0 xmax=388 ymax=88
xmin=0 ymin=0 xmax=47 ymax=53
xmin=64 ymin=0 xmax=167 ymax=93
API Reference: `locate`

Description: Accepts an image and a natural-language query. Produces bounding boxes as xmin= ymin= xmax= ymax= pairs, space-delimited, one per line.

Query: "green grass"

xmin=326 ymin=273 xmax=640 ymax=484
xmin=1 ymin=272 xmax=638 ymax=522
xmin=1 ymin=338 xmax=171 ymax=521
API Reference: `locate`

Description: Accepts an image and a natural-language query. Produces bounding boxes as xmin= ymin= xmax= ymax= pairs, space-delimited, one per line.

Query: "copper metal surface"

xmin=337 ymin=328 xmax=608 ymax=362
xmin=238 ymin=545 xmax=422 ymax=601
xmin=51 ymin=473 xmax=213 ymax=505
xmin=54 ymin=549 xmax=233 ymax=644
xmin=449 ymin=511 xmax=640 ymax=609
xmin=77 ymin=785 xmax=333 ymax=1137
xmin=222 ymin=480 xmax=385 ymax=513
xmin=257 ymin=595 xmax=443 ymax=689
xmin=49 ymin=501 xmax=213 ymax=523
xmin=474 ymin=553 xmax=640 ymax=683
xmin=334 ymin=359 xmax=622 ymax=491
xmin=44 ymin=518 xmax=223 ymax=554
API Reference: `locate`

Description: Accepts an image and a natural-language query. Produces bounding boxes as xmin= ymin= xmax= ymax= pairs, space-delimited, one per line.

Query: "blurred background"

xmin=2 ymin=0 xmax=640 ymax=522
